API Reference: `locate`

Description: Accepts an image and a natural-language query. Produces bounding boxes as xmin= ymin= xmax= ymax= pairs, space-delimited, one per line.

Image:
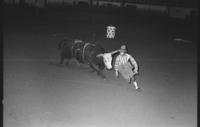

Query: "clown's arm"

xmin=128 ymin=54 xmax=138 ymax=74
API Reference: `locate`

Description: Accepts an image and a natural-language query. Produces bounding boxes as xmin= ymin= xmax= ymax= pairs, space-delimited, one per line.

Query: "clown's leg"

xmin=133 ymin=81 xmax=139 ymax=89
xmin=130 ymin=76 xmax=140 ymax=90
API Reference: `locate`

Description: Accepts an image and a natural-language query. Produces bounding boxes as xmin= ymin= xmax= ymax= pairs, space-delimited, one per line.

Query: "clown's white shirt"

xmin=115 ymin=53 xmax=138 ymax=71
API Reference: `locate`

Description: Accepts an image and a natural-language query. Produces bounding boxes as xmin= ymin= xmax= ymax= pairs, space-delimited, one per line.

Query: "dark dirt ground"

xmin=3 ymin=7 xmax=198 ymax=127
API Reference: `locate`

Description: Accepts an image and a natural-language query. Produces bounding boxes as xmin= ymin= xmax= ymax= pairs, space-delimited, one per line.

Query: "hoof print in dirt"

xmin=48 ymin=62 xmax=67 ymax=67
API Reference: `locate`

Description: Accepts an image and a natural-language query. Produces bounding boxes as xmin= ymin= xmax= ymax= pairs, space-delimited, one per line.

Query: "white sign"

xmin=106 ymin=25 xmax=116 ymax=39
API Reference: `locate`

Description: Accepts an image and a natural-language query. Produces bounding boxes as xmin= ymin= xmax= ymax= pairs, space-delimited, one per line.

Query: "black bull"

xmin=57 ymin=39 xmax=108 ymax=79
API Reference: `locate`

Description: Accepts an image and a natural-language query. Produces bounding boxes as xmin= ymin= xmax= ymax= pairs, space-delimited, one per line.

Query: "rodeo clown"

xmin=114 ymin=45 xmax=140 ymax=90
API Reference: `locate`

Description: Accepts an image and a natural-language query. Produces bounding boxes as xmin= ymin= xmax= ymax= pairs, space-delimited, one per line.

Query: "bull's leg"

xmin=74 ymin=58 xmax=81 ymax=66
xmin=88 ymin=63 xmax=97 ymax=73
xmin=64 ymin=59 xmax=71 ymax=66
xmin=59 ymin=54 xmax=65 ymax=65
xmin=49 ymin=54 xmax=66 ymax=66
xmin=89 ymin=64 xmax=106 ymax=79
xmin=89 ymin=69 xmax=95 ymax=73
xmin=89 ymin=64 xmax=99 ymax=73
xmin=59 ymin=54 xmax=71 ymax=66
xmin=89 ymin=66 xmax=96 ymax=73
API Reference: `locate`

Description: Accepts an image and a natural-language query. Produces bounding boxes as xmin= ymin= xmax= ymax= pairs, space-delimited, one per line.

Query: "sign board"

xmin=106 ymin=25 xmax=116 ymax=39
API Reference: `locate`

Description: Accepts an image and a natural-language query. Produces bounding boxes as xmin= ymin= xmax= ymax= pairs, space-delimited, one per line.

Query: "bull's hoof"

xmin=101 ymin=75 xmax=107 ymax=80
xmin=76 ymin=62 xmax=82 ymax=67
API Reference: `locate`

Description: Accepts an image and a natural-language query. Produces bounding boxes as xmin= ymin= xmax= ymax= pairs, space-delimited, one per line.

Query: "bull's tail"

xmin=58 ymin=36 xmax=74 ymax=50
xmin=58 ymin=40 xmax=63 ymax=50
xmin=58 ymin=39 xmax=69 ymax=50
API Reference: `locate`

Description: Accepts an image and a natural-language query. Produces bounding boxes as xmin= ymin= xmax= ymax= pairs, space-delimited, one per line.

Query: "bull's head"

xmin=96 ymin=50 xmax=119 ymax=70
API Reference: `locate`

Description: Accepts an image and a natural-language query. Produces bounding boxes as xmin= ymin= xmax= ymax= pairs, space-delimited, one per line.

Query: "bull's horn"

xmin=111 ymin=50 xmax=119 ymax=55
xmin=96 ymin=54 xmax=104 ymax=57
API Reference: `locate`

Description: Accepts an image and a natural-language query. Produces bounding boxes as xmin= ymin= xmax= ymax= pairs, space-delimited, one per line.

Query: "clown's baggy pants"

xmin=117 ymin=62 xmax=139 ymax=89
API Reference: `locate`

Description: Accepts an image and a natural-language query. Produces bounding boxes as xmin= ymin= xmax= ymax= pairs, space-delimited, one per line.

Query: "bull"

xmin=57 ymin=39 xmax=119 ymax=79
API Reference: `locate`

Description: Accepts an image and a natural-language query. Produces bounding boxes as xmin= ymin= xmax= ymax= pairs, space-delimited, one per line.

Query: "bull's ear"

xmin=96 ymin=54 xmax=104 ymax=57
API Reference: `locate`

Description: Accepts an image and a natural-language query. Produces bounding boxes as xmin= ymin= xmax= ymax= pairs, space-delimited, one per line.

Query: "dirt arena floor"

xmin=3 ymin=8 xmax=198 ymax=127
